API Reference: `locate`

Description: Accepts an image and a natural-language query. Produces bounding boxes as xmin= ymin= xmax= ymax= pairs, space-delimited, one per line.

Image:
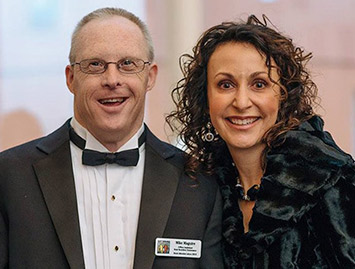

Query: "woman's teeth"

xmin=230 ymin=118 xmax=258 ymax=125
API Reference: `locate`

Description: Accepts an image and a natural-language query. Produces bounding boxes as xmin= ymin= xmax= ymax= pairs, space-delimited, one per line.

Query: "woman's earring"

xmin=203 ymin=122 xmax=215 ymax=142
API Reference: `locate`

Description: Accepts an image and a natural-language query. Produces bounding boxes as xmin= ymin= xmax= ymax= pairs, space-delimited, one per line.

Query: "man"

xmin=0 ymin=7 xmax=223 ymax=269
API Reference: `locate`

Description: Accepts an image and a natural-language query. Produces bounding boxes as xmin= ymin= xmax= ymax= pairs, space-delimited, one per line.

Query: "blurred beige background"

xmin=1 ymin=0 xmax=354 ymax=156
xmin=146 ymin=0 xmax=355 ymax=155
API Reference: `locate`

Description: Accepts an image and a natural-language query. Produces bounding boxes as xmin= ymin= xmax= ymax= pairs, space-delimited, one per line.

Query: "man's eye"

xmin=122 ymin=59 xmax=135 ymax=66
xmin=89 ymin=61 xmax=103 ymax=67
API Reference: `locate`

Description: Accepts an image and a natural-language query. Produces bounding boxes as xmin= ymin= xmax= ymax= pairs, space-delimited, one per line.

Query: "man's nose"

xmin=101 ymin=63 xmax=122 ymax=89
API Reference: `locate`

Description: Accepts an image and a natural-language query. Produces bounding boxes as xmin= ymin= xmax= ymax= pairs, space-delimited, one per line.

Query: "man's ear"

xmin=65 ymin=65 xmax=75 ymax=94
xmin=146 ymin=62 xmax=158 ymax=92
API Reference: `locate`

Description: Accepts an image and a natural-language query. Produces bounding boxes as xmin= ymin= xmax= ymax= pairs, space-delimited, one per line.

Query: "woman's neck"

xmin=229 ymin=144 xmax=265 ymax=190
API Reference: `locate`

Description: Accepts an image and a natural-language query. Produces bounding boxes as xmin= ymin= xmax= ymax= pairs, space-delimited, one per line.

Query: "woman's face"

xmin=207 ymin=42 xmax=281 ymax=154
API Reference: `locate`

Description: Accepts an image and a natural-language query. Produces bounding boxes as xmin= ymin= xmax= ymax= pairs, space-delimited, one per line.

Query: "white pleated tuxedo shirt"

xmin=70 ymin=118 xmax=145 ymax=269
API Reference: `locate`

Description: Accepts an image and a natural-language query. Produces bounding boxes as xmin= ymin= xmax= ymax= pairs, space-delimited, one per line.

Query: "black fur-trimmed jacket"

xmin=219 ymin=116 xmax=355 ymax=268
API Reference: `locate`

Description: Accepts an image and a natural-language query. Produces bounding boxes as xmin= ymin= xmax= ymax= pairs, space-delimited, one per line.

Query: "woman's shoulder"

xmin=251 ymin=115 xmax=355 ymax=227
xmin=266 ymin=115 xmax=354 ymax=195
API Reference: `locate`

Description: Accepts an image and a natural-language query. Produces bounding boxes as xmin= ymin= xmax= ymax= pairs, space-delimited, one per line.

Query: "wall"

xmin=146 ymin=0 xmax=355 ymax=156
xmin=1 ymin=0 xmax=354 ymax=156
xmin=0 ymin=0 xmax=145 ymax=150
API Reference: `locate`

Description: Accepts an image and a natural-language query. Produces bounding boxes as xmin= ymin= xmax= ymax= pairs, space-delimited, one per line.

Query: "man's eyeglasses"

xmin=71 ymin=58 xmax=151 ymax=74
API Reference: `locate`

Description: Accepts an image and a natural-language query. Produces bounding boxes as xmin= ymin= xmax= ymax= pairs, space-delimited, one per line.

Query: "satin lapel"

xmin=34 ymin=141 xmax=85 ymax=268
xmin=133 ymin=143 xmax=180 ymax=269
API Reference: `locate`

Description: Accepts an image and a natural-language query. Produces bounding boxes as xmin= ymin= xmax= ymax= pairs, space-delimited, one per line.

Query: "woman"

xmin=167 ymin=15 xmax=355 ymax=268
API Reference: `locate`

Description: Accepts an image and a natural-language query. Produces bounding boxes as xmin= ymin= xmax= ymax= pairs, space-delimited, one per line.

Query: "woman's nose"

xmin=232 ymin=85 xmax=252 ymax=110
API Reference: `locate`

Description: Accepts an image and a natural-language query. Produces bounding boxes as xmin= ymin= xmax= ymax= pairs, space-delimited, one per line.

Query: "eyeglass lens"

xmin=78 ymin=58 xmax=148 ymax=74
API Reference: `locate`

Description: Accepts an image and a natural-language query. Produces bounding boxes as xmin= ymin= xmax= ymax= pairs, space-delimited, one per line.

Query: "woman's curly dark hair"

xmin=166 ymin=15 xmax=318 ymax=176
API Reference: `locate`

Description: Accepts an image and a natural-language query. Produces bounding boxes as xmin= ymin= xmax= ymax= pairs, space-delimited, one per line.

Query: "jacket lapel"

xmin=133 ymin=129 xmax=180 ymax=269
xmin=32 ymin=123 xmax=179 ymax=268
xmin=33 ymin=121 xmax=85 ymax=268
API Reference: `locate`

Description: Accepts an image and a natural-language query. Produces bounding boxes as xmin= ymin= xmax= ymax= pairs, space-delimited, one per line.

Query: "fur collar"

xmin=265 ymin=116 xmax=353 ymax=196
xmin=218 ymin=115 xmax=355 ymax=257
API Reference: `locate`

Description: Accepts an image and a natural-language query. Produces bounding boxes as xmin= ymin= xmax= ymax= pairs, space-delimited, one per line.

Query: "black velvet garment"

xmin=218 ymin=116 xmax=355 ymax=268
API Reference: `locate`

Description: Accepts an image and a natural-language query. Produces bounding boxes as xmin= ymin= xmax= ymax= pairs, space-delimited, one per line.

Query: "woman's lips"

xmin=227 ymin=117 xmax=259 ymax=126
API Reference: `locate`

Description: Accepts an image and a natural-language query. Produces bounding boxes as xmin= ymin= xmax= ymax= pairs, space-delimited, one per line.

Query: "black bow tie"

xmin=69 ymin=127 xmax=146 ymax=167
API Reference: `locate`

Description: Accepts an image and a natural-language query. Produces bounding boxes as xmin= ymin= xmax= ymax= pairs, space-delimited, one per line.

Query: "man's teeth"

xmin=230 ymin=118 xmax=258 ymax=125
xmin=100 ymin=98 xmax=124 ymax=104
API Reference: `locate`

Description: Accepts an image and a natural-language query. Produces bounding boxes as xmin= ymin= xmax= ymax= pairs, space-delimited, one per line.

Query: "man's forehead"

xmin=75 ymin=16 xmax=148 ymax=59
xmin=79 ymin=16 xmax=144 ymax=40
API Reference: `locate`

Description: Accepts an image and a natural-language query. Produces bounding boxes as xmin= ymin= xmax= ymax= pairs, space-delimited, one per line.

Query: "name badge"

xmin=155 ymin=238 xmax=201 ymax=258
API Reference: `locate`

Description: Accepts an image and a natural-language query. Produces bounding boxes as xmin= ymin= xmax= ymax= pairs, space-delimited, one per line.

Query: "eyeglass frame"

xmin=70 ymin=58 xmax=151 ymax=74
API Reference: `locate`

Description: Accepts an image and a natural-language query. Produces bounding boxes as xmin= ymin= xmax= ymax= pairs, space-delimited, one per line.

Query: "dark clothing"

xmin=0 ymin=120 xmax=223 ymax=269
xmin=219 ymin=116 xmax=355 ymax=268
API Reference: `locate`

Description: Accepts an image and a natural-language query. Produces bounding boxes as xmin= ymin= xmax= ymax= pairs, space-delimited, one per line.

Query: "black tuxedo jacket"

xmin=0 ymin=120 xmax=223 ymax=268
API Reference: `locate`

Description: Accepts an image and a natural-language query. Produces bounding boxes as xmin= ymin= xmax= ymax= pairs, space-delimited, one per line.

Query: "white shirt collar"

xmin=70 ymin=117 xmax=144 ymax=153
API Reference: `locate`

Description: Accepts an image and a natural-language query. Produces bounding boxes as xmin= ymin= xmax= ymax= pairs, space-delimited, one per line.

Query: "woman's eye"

xmin=219 ymin=81 xmax=233 ymax=89
xmin=254 ymin=81 xmax=266 ymax=89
